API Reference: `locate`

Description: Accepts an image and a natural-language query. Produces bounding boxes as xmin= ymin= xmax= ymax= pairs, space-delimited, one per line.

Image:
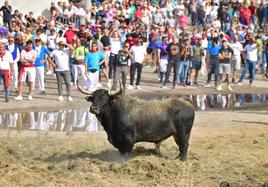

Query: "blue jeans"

xmin=239 ymin=60 xmax=257 ymax=84
xmin=177 ymin=60 xmax=190 ymax=84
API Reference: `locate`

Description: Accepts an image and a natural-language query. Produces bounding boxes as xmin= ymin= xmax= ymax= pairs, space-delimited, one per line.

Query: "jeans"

xmin=109 ymin=53 xmax=117 ymax=79
xmin=163 ymin=59 xmax=179 ymax=86
xmin=206 ymin=59 xmax=219 ymax=86
xmin=238 ymin=60 xmax=257 ymax=84
xmin=55 ymin=70 xmax=71 ymax=97
xmin=0 ymin=70 xmax=9 ymax=99
xmin=111 ymin=66 xmax=128 ymax=91
xmin=130 ymin=63 xmax=142 ymax=86
xmin=177 ymin=60 xmax=190 ymax=84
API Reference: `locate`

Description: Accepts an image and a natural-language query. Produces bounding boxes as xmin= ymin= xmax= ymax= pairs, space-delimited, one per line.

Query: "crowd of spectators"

xmin=0 ymin=0 xmax=268 ymax=103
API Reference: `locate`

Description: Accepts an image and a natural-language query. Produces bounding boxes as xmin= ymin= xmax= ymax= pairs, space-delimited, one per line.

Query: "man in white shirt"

xmin=230 ymin=35 xmax=243 ymax=83
xmin=0 ymin=43 xmax=14 ymax=102
xmin=15 ymin=40 xmax=36 ymax=101
xmin=128 ymin=38 xmax=148 ymax=90
xmin=237 ymin=34 xmax=258 ymax=86
xmin=50 ymin=41 xmax=74 ymax=102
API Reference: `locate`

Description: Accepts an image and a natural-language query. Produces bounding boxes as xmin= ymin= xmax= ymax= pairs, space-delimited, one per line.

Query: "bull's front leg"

xmin=117 ymin=133 xmax=135 ymax=155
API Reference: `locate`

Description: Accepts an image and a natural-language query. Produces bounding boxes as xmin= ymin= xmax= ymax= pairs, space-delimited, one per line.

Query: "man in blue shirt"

xmin=204 ymin=39 xmax=221 ymax=88
xmin=84 ymin=42 xmax=106 ymax=91
xmin=34 ymin=38 xmax=52 ymax=95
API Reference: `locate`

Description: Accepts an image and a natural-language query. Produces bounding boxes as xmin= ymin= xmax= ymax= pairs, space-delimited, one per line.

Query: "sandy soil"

xmin=0 ymin=111 xmax=267 ymax=187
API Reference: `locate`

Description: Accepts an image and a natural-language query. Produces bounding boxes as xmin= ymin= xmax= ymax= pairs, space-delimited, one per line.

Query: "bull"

xmin=77 ymin=83 xmax=195 ymax=161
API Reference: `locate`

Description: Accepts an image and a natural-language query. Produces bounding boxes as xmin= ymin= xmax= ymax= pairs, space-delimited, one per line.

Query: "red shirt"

xmin=64 ymin=30 xmax=76 ymax=44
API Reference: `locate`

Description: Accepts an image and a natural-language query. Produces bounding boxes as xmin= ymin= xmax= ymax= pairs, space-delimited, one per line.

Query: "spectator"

xmin=0 ymin=1 xmax=12 ymax=30
xmin=230 ymin=34 xmax=243 ymax=83
xmin=15 ymin=40 xmax=36 ymax=101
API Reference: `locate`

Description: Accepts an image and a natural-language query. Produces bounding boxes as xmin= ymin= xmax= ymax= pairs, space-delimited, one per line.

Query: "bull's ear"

xmin=85 ymin=96 xmax=93 ymax=102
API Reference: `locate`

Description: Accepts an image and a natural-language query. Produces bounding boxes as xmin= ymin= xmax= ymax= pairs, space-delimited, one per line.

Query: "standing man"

xmin=128 ymin=38 xmax=147 ymax=90
xmin=237 ymin=34 xmax=258 ymax=86
xmin=111 ymin=42 xmax=132 ymax=91
xmin=73 ymin=39 xmax=88 ymax=89
xmin=161 ymin=35 xmax=181 ymax=89
xmin=34 ymin=38 xmax=52 ymax=95
xmin=6 ymin=37 xmax=20 ymax=92
xmin=230 ymin=35 xmax=243 ymax=83
xmin=217 ymin=40 xmax=234 ymax=91
xmin=0 ymin=43 xmax=13 ymax=102
xmin=204 ymin=39 xmax=221 ymax=88
xmin=15 ymin=40 xmax=36 ymax=101
xmin=50 ymin=41 xmax=74 ymax=101
xmin=0 ymin=1 xmax=12 ymax=30
xmin=189 ymin=37 xmax=204 ymax=86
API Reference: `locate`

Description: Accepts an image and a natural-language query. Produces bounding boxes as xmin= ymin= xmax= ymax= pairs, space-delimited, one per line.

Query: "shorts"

xmin=159 ymin=59 xmax=168 ymax=72
xmin=231 ymin=55 xmax=241 ymax=70
xmin=219 ymin=63 xmax=231 ymax=74
xmin=146 ymin=47 xmax=153 ymax=55
xmin=19 ymin=67 xmax=36 ymax=82
xmin=191 ymin=60 xmax=202 ymax=70
xmin=100 ymin=63 xmax=106 ymax=70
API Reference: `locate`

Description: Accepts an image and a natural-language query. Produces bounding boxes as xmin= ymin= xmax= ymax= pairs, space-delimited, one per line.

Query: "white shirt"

xmin=244 ymin=43 xmax=258 ymax=62
xmin=50 ymin=49 xmax=70 ymax=71
xmin=0 ymin=51 xmax=13 ymax=70
xmin=230 ymin=42 xmax=243 ymax=57
xmin=130 ymin=45 xmax=147 ymax=64
xmin=21 ymin=49 xmax=37 ymax=66
xmin=47 ymin=34 xmax=57 ymax=49
xmin=110 ymin=38 xmax=121 ymax=54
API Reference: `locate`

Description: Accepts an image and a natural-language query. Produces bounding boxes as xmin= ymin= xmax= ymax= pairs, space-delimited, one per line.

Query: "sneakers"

xmin=14 ymin=95 xmax=23 ymax=101
xmin=237 ymin=82 xmax=242 ymax=85
xmin=161 ymin=84 xmax=168 ymax=89
xmin=28 ymin=95 xmax=33 ymax=101
xmin=46 ymin=70 xmax=53 ymax=75
xmin=182 ymin=83 xmax=187 ymax=87
xmin=5 ymin=98 xmax=9 ymax=103
xmin=68 ymin=96 xmax=73 ymax=102
xmin=172 ymin=85 xmax=177 ymax=89
xmin=228 ymin=85 xmax=233 ymax=91
xmin=58 ymin=96 xmax=64 ymax=102
xmin=216 ymin=85 xmax=222 ymax=91
xmin=127 ymin=85 xmax=134 ymax=90
xmin=204 ymin=83 xmax=210 ymax=88
xmin=136 ymin=86 xmax=141 ymax=90
xmin=107 ymin=81 xmax=111 ymax=88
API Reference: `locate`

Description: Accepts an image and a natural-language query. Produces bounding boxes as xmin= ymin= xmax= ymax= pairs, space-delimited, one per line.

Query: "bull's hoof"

xmin=176 ymin=155 xmax=187 ymax=161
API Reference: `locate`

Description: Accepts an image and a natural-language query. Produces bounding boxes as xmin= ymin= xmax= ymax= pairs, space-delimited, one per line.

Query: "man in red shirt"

xmin=240 ymin=5 xmax=252 ymax=25
xmin=64 ymin=24 xmax=77 ymax=44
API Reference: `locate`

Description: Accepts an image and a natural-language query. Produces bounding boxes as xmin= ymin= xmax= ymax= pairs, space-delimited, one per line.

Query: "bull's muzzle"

xmin=90 ymin=106 xmax=100 ymax=115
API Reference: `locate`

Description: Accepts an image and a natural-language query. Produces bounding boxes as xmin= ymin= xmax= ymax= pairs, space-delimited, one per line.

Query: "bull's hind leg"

xmin=173 ymin=132 xmax=191 ymax=161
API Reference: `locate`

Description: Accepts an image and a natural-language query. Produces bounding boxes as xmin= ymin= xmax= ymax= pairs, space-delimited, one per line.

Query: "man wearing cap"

xmin=14 ymin=40 xmax=36 ymax=101
xmin=33 ymin=38 xmax=53 ymax=95
xmin=217 ymin=40 xmax=234 ymax=91
xmin=50 ymin=41 xmax=74 ymax=102
xmin=0 ymin=43 xmax=13 ymax=102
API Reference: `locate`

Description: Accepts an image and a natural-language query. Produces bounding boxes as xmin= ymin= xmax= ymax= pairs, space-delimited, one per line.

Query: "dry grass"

xmin=0 ymin=111 xmax=267 ymax=187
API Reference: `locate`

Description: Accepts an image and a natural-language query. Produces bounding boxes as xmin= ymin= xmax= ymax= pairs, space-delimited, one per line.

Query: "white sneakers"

xmin=14 ymin=95 xmax=23 ymax=101
xmin=204 ymin=83 xmax=210 ymax=88
xmin=127 ymin=85 xmax=134 ymax=90
xmin=228 ymin=85 xmax=232 ymax=91
xmin=107 ymin=79 xmax=112 ymax=88
xmin=28 ymin=95 xmax=33 ymax=101
xmin=58 ymin=96 xmax=64 ymax=102
xmin=127 ymin=85 xmax=141 ymax=90
xmin=58 ymin=96 xmax=73 ymax=102
xmin=216 ymin=85 xmax=222 ymax=91
xmin=14 ymin=95 xmax=33 ymax=101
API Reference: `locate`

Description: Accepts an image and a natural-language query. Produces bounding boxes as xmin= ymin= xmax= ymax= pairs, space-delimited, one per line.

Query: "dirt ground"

xmin=0 ymin=111 xmax=267 ymax=187
xmin=0 ymin=68 xmax=268 ymax=186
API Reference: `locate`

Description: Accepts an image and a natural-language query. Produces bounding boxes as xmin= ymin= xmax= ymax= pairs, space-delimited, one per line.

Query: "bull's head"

xmin=77 ymin=81 xmax=124 ymax=115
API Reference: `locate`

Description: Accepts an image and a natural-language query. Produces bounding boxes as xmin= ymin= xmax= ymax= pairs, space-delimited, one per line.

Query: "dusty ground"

xmin=0 ymin=111 xmax=267 ymax=187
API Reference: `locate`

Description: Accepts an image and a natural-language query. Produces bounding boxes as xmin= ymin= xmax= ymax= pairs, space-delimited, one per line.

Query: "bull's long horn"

xmin=109 ymin=80 xmax=123 ymax=96
xmin=77 ymin=81 xmax=93 ymax=95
